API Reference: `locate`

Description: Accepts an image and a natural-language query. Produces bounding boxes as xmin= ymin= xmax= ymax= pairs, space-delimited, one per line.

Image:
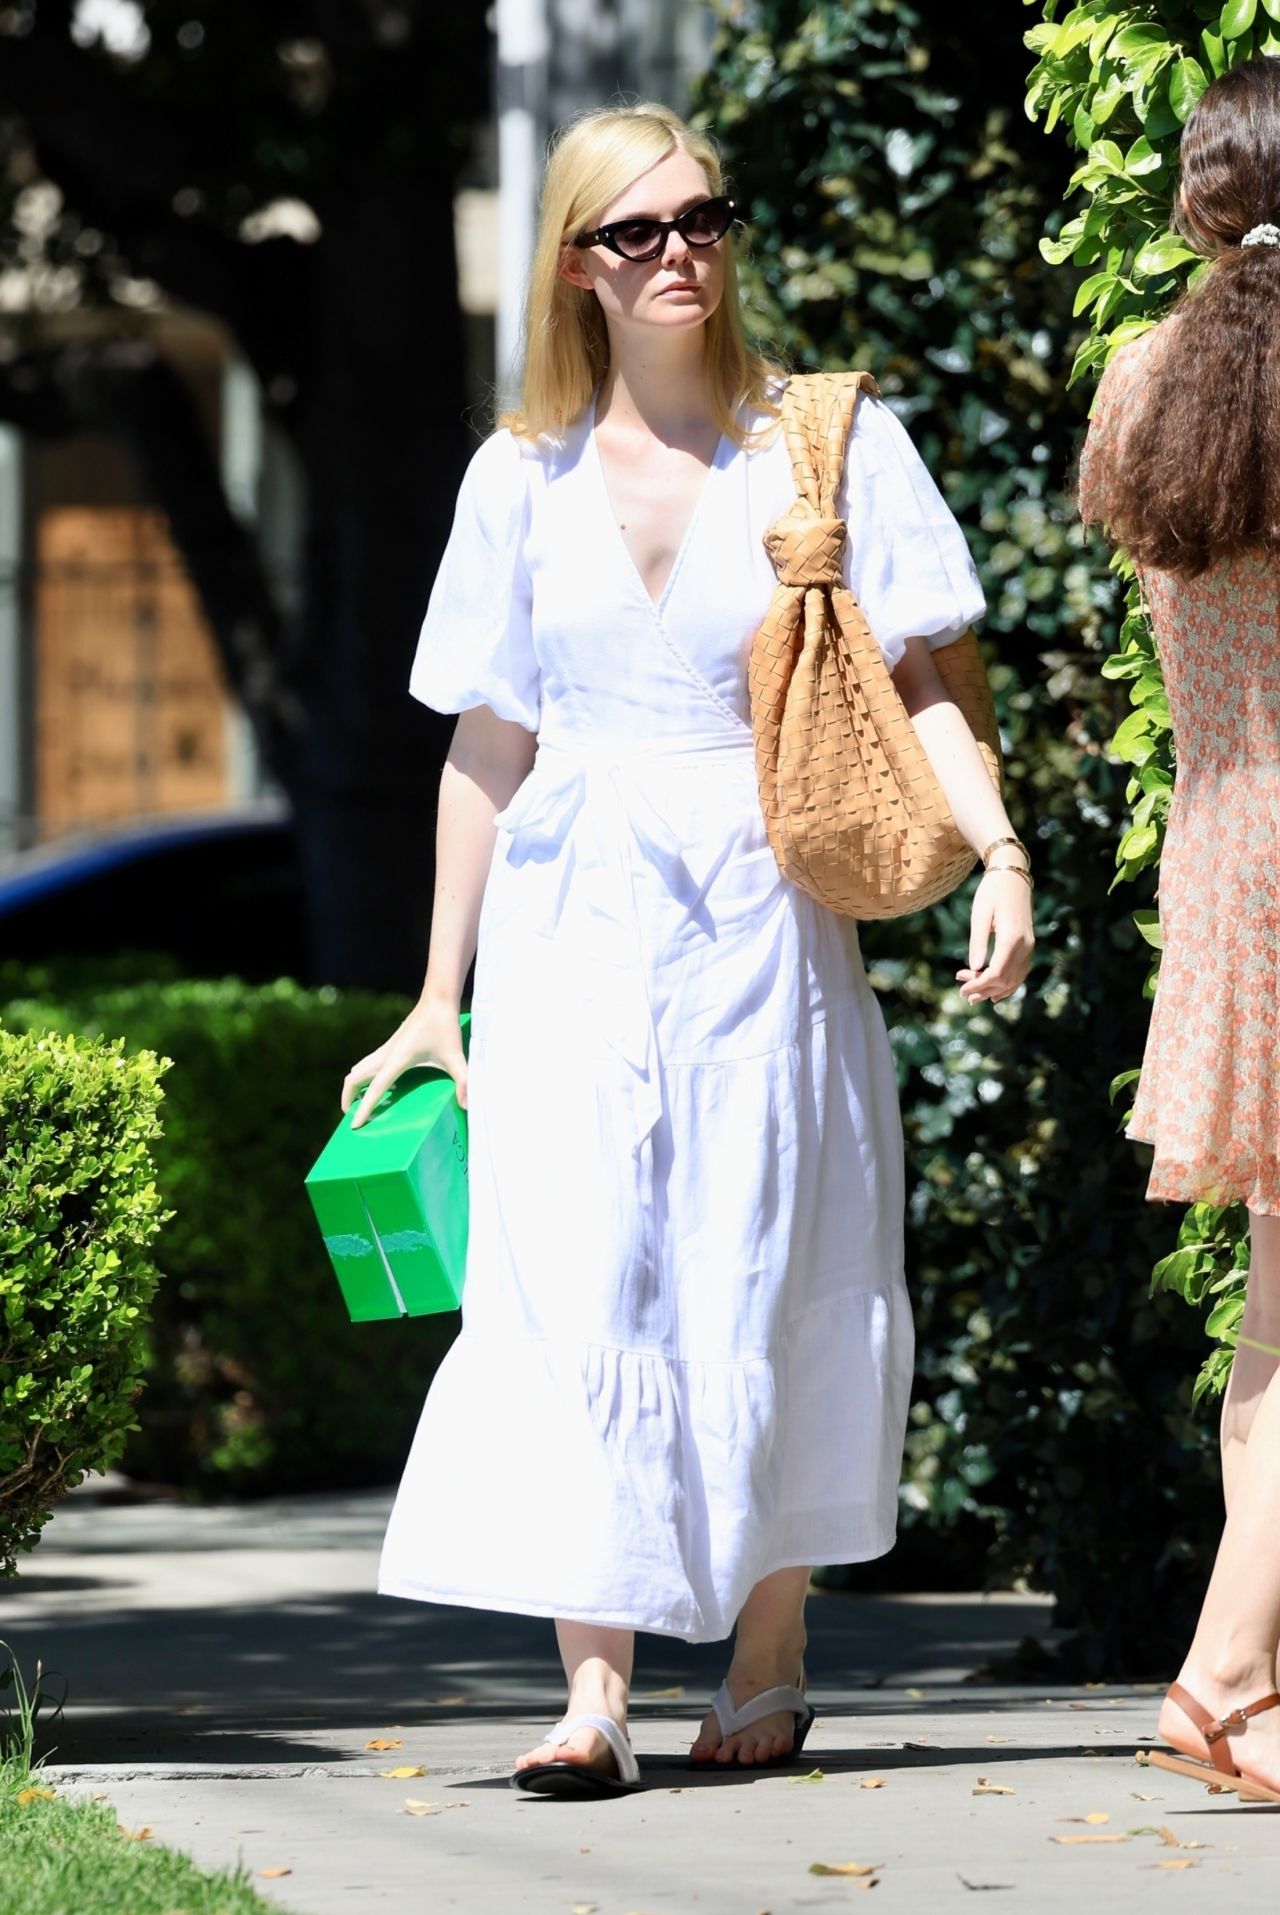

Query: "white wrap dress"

xmin=378 ymin=378 xmax=986 ymax=1642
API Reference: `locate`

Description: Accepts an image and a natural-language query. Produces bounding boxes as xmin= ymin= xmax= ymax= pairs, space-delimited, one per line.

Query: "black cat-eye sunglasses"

xmin=571 ymin=194 xmax=738 ymax=263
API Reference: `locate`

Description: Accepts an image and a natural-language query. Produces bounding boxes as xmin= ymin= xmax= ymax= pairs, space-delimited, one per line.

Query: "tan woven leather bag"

xmin=748 ymin=369 xmax=1002 ymax=920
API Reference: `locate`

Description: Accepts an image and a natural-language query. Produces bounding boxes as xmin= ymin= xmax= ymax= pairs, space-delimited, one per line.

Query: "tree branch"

xmin=3 ymin=22 xmax=314 ymax=377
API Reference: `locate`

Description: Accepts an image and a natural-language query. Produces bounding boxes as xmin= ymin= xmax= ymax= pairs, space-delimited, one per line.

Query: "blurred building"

xmin=0 ymin=1 xmax=714 ymax=865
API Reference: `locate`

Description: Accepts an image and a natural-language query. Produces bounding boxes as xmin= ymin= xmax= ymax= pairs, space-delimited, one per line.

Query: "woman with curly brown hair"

xmin=1079 ymin=55 xmax=1280 ymax=1806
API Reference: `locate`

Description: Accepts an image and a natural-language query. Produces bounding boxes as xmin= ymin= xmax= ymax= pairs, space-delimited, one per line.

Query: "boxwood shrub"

xmin=2 ymin=978 xmax=457 ymax=1497
xmin=0 ymin=1026 xmax=169 ymax=1573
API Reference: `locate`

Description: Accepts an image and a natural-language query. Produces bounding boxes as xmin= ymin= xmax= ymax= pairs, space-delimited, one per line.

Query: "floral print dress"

xmin=1081 ymin=333 xmax=1280 ymax=1215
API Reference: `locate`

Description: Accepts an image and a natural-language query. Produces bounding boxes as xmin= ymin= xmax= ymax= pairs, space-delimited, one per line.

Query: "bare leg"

xmin=690 ymin=1565 xmax=810 ymax=1766
xmin=512 ymin=1621 xmax=634 ymax=1778
xmin=1159 ymin=1210 xmax=1280 ymax=1791
xmin=1222 ymin=1212 xmax=1280 ymax=1506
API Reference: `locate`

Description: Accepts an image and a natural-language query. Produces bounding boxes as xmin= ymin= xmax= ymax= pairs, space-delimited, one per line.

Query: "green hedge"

xmin=695 ymin=0 xmax=1221 ymax=1670
xmin=0 ymin=1027 xmax=168 ymax=1573
xmin=1 ymin=977 xmax=456 ymax=1496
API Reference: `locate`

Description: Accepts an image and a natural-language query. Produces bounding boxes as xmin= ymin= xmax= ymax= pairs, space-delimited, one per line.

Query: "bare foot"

xmin=690 ymin=1657 xmax=807 ymax=1766
xmin=514 ymin=1663 xmax=632 ymax=1781
xmin=513 ymin=1719 xmax=628 ymax=1780
xmin=1157 ymin=1662 xmax=1280 ymax=1796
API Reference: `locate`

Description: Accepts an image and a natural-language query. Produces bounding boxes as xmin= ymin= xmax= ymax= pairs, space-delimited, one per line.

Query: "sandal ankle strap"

xmin=1167 ymin=1682 xmax=1280 ymax=1774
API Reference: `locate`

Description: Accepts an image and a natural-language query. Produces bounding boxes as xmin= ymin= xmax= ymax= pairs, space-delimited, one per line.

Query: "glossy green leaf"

xmin=1169 ymin=54 xmax=1209 ymax=119
xmin=1124 ymin=135 xmax=1163 ymax=175
xmin=1090 ymin=66 xmax=1129 ymax=122
xmin=1220 ymin=0 xmax=1258 ymax=38
xmin=1111 ymin=709 xmax=1155 ymax=761
xmin=1132 ymin=908 xmax=1164 ymax=950
xmin=1133 ymin=231 xmax=1199 ymax=277
xmin=1112 ymin=22 xmax=1174 ymax=60
xmin=1073 ymin=268 xmax=1116 ymax=314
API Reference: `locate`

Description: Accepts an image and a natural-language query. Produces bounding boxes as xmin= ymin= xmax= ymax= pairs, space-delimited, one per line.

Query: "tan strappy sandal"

xmin=1150 ymin=1681 xmax=1280 ymax=1803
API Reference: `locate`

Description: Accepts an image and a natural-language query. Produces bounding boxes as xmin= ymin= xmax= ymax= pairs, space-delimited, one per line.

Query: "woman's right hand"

xmin=341 ymin=996 xmax=468 ymax=1129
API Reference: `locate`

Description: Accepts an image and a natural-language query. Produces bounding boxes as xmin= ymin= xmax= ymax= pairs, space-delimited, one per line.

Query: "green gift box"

xmin=305 ymin=1016 xmax=470 ymax=1321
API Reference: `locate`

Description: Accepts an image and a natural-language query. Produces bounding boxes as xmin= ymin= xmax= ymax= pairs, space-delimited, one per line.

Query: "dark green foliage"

xmin=1 ymin=978 xmax=454 ymax=1497
xmin=0 ymin=1027 xmax=168 ymax=1574
xmin=694 ymin=0 xmax=1219 ymax=1667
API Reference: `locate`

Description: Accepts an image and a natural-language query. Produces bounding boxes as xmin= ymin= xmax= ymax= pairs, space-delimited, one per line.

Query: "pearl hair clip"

xmin=1242 ymin=223 xmax=1280 ymax=248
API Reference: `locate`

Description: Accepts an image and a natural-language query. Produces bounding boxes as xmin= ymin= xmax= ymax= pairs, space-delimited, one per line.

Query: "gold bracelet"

xmin=981 ymin=835 xmax=1029 ymax=869
xmin=985 ymin=863 xmax=1035 ymax=890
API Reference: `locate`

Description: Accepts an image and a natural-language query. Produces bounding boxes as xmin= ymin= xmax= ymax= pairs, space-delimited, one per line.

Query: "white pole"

xmin=219 ymin=357 xmax=272 ymax=801
xmin=496 ymin=0 xmax=549 ymax=411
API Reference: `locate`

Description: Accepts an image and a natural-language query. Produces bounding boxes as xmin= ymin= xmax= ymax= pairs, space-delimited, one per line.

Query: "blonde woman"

xmin=343 ymin=102 xmax=1033 ymax=1797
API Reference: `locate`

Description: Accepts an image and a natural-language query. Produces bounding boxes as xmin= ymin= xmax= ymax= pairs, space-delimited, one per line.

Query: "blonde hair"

xmin=499 ymin=101 xmax=787 ymax=449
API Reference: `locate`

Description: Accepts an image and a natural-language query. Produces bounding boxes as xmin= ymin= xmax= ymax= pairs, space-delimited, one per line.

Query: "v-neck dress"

xmin=377 ymin=378 xmax=986 ymax=1640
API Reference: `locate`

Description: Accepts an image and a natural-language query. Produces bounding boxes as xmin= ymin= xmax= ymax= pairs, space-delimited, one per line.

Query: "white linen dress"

xmin=377 ymin=377 xmax=985 ymax=1642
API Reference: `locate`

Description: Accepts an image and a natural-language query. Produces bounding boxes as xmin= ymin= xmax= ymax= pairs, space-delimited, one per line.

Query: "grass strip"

xmin=0 ymin=1756 xmax=291 ymax=1915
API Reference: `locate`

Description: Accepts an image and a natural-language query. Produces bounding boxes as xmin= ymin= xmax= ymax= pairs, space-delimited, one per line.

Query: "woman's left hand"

xmin=956 ymin=869 xmax=1035 ymax=1005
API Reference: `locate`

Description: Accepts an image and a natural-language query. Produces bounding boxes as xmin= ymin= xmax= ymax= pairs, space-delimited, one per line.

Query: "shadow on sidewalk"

xmin=2 ymin=1487 xmax=1112 ymax=1770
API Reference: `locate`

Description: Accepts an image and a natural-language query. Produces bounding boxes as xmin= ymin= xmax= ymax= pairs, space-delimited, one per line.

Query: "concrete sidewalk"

xmin=2 ymin=1482 xmax=1277 ymax=1913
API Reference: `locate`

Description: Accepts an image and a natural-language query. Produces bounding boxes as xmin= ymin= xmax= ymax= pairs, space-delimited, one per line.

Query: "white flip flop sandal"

xmin=510 ymin=1710 xmax=644 ymax=1797
xmin=694 ymin=1681 xmax=817 ymax=1768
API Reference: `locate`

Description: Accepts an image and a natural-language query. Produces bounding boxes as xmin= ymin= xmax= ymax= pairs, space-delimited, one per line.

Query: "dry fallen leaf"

xmin=859 ymin=1778 xmax=885 ymax=1790
xmin=809 ymin=1862 xmax=882 ymax=1878
xmin=571 ymin=1905 xmax=598 ymax=1914
xmin=905 ymin=1688 xmax=926 ymax=1699
xmin=638 ymin=1685 xmax=686 ymax=1699
xmin=1131 ymin=1792 xmax=1156 ymax=1802
xmin=789 ymin=1768 xmax=826 ymax=1784
xmin=984 ymin=1735 xmax=1012 ymax=1745
xmin=1156 ymin=1826 xmax=1181 ymax=1847
xmin=1155 ymin=1860 xmax=1198 ymax=1871
xmin=903 ymin=1740 xmax=939 ymax=1751
xmin=973 ymin=1779 xmax=1015 ymax=1797
xmin=957 ymin=1877 xmax=1015 ymax=1892
xmin=365 ymin=1737 xmax=403 ymax=1751
xmin=258 ymin=1868 xmax=292 ymax=1879
xmin=117 ymin=1826 xmax=154 ymax=1841
xmin=400 ymin=1799 xmax=441 ymax=1817
xmin=17 ymin=1787 xmax=55 ymax=1806
xmin=378 ymin=1765 xmax=427 ymax=1779
xmin=1084 ymin=1811 xmax=1110 ymax=1825
xmin=1050 ymin=1834 xmax=1127 ymax=1846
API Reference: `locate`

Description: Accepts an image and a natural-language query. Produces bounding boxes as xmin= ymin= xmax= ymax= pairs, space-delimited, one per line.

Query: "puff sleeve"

xmin=839 ymin=395 xmax=987 ymax=673
xmin=408 ymin=427 xmax=541 ymax=731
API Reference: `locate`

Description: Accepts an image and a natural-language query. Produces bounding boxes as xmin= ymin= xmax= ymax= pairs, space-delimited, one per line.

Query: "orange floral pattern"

xmin=1082 ymin=337 xmax=1280 ymax=1216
